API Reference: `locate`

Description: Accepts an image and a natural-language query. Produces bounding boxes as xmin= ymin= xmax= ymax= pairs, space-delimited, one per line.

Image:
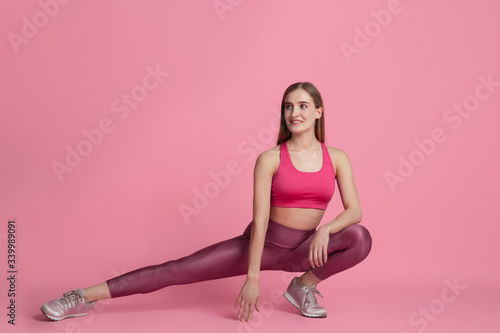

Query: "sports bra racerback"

xmin=270 ymin=140 xmax=336 ymax=210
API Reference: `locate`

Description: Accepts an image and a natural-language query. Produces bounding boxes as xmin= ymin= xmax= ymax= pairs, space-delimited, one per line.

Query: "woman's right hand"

xmin=234 ymin=278 xmax=260 ymax=322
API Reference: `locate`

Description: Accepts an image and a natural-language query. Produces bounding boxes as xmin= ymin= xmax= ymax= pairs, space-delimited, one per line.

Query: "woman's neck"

xmin=287 ymin=133 xmax=320 ymax=151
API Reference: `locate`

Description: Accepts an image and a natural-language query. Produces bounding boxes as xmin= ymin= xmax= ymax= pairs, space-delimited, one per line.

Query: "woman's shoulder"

xmin=324 ymin=144 xmax=351 ymax=175
xmin=259 ymin=144 xmax=280 ymax=158
xmin=255 ymin=144 xmax=280 ymax=174
xmin=324 ymin=144 xmax=345 ymax=156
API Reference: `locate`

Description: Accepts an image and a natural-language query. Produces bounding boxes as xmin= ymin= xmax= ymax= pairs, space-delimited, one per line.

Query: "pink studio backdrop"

xmin=1 ymin=0 xmax=499 ymax=332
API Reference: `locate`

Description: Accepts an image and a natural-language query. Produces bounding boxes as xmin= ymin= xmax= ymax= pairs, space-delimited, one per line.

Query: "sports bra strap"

xmin=279 ymin=141 xmax=288 ymax=167
xmin=320 ymin=142 xmax=333 ymax=166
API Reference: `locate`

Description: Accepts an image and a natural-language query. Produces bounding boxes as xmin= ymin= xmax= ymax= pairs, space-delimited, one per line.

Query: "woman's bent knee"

xmin=344 ymin=223 xmax=372 ymax=261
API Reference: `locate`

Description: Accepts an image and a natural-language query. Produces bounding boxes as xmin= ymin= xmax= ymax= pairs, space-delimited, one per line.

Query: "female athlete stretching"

xmin=41 ymin=82 xmax=372 ymax=322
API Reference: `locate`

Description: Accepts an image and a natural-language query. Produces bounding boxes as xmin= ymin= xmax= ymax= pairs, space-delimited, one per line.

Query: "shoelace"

xmin=56 ymin=290 xmax=82 ymax=308
xmin=305 ymin=286 xmax=323 ymax=306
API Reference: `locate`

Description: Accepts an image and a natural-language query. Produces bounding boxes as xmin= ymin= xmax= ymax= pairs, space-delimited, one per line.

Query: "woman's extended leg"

xmin=80 ymin=228 xmax=255 ymax=302
xmin=40 ymin=221 xmax=262 ymax=320
xmin=105 ymin=233 xmax=253 ymax=298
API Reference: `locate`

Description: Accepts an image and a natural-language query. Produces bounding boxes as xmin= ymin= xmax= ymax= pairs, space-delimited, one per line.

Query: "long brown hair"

xmin=276 ymin=82 xmax=325 ymax=145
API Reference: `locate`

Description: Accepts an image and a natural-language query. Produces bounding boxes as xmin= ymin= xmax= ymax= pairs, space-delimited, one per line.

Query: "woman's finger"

xmin=242 ymin=303 xmax=250 ymax=322
xmin=312 ymin=247 xmax=319 ymax=267
xmin=312 ymin=248 xmax=318 ymax=268
xmin=247 ymin=304 xmax=254 ymax=322
xmin=309 ymin=248 xmax=315 ymax=267
xmin=317 ymin=249 xmax=323 ymax=266
xmin=237 ymin=300 xmax=245 ymax=319
xmin=315 ymin=249 xmax=322 ymax=267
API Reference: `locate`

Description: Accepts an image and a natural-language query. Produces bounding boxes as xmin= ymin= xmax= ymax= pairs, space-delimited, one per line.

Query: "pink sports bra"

xmin=270 ymin=140 xmax=336 ymax=210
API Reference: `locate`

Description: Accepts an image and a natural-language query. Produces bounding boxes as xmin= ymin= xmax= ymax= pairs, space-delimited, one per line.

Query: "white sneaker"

xmin=283 ymin=277 xmax=327 ymax=318
xmin=40 ymin=288 xmax=95 ymax=321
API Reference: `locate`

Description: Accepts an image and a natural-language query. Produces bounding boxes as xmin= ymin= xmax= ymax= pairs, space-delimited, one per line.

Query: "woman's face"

xmin=283 ymin=89 xmax=322 ymax=135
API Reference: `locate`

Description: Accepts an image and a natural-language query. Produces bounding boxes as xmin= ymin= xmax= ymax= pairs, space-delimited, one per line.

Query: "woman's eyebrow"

xmin=285 ymin=101 xmax=310 ymax=104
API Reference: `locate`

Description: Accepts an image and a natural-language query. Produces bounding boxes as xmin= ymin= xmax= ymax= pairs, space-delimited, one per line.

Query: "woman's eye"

xmin=285 ymin=105 xmax=291 ymax=110
xmin=300 ymin=104 xmax=307 ymax=109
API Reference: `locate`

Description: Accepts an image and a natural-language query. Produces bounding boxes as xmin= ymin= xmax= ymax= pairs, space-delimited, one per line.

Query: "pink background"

xmin=1 ymin=0 xmax=499 ymax=332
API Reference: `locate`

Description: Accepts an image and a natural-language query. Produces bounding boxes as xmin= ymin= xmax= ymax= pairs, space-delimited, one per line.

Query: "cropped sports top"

xmin=270 ymin=140 xmax=336 ymax=210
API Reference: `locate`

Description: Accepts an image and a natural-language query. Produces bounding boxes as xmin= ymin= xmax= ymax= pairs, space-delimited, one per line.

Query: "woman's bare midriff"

xmin=269 ymin=205 xmax=326 ymax=231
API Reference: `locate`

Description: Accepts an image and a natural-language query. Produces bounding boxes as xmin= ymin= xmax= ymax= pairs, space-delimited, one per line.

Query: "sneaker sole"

xmin=283 ymin=292 xmax=327 ymax=318
xmin=40 ymin=306 xmax=89 ymax=321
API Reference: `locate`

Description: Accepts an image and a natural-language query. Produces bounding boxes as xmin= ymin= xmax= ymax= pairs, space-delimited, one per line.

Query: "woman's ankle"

xmin=298 ymin=271 xmax=321 ymax=288
xmin=83 ymin=282 xmax=111 ymax=302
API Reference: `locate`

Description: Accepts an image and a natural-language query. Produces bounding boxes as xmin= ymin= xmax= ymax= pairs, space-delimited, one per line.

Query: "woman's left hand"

xmin=309 ymin=226 xmax=330 ymax=268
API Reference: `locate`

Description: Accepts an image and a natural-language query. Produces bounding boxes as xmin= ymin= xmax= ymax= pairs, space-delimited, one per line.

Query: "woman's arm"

xmin=247 ymin=150 xmax=275 ymax=281
xmin=322 ymin=148 xmax=362 ymax=233
xmin=234 ymin=150 xmax=276 ymax=321
xmin=309 ymin=148 xmax=363 ymax=268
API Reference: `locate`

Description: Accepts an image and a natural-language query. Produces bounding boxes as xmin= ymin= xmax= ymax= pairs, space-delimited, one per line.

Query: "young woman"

xmin=40 ymin=82 xmax=372 ymax=322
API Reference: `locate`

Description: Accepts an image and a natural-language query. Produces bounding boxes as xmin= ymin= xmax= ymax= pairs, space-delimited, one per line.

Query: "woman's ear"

xmin=316 ymin=107 xmax=323 ymax=119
